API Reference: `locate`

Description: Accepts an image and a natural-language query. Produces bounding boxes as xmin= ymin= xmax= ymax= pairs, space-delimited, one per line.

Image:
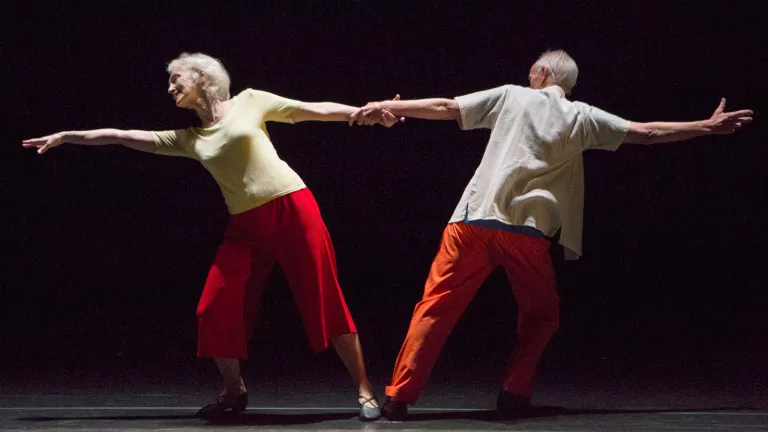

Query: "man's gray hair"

xmin=168 ymin=52 xmax=231 ymax=101
xmin=533 ymin=50 xmax=578 ymax=94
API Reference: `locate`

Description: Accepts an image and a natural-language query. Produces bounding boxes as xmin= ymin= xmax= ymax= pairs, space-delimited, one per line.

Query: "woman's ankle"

xmin=221 ymin=385 xmax=246 ymax=398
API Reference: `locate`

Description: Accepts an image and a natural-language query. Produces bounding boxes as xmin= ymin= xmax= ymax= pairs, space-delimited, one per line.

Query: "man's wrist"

xmin=696 ymin=120 xmax=713 ymax=134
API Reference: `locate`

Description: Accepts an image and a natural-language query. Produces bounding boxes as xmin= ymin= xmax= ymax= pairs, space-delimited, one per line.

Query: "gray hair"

xmin=533 ymin=50 xmax=578 ymax=94
xmin=167 ymin=52 xmax=231 ymax=101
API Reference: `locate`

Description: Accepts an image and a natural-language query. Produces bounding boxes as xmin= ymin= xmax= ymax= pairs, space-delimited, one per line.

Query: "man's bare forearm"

xmin=380 ymin=98 xmax=459 ymax=121
xmin=625 ymin=121 xmax=712 ymax=145
xmin=624 ymin=99 xmax=753 ymax=145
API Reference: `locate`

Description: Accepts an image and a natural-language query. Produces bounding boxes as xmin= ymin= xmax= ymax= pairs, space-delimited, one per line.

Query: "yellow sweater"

xmin=152 ymin=89 xmax=306 ymax=214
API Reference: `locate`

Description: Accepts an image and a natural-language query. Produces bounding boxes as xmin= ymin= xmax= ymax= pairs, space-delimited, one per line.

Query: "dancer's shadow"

xmin=399 ymin=405 xmax=764 ymax=422
xmin=21 ymin=413 xmax=198 ymax=422
xmin=19 ymin=405 xmax=764 ymax=426
xmin=206 ymin=411 xmax=360 ymax=426
xmin=20 ymin=411 xmax=359 ymax=426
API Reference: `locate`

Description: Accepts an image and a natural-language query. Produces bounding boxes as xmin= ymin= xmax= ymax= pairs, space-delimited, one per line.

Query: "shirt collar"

xmin=540 ymin=85 xmax=566 ymax=98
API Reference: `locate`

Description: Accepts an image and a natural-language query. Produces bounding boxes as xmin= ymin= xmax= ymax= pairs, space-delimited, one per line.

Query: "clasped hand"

xmin=349 ymin=95 xmax=402 ymax=127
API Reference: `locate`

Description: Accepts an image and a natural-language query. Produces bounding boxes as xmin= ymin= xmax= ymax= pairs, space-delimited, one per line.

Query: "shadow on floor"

xmin=20 ymin=411 xmax=357 ymax=426
xmin=18 ymin=404 xmax=764 ymax=426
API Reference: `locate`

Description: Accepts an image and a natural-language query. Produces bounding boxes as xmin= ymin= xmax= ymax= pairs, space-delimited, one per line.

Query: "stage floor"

xmin=2 ymin=361 xmax=765 ymax=431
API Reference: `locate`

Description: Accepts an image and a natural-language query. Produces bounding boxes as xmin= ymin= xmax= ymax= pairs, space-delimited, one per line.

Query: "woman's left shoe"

xmin=197 ymin=392 xmax=248 ymax=419
xmin=358 ymin=394 xmax=381 ymax=421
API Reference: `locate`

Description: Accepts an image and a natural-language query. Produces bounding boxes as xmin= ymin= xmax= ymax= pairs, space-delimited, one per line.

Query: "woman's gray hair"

xmin=168 ymin=52 xmax=231 ymax=101
xmin=533 ymin=50 xmax=578 ymax=94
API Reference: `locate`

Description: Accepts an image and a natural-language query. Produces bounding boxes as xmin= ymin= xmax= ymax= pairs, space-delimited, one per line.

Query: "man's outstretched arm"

xmin=350 ymin=95 xmax=459 ymax=124
xmin=624 ymin=98 xmax=753 ymax=145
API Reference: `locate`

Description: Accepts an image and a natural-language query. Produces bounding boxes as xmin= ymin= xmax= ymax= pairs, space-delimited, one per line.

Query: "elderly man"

xmin=352 ymin=49 xmax=753 ymax=419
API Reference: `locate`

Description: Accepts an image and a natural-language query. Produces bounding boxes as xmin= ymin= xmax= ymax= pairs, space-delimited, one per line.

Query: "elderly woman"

xmin=23 ymin=52 xmax=394 ymax=421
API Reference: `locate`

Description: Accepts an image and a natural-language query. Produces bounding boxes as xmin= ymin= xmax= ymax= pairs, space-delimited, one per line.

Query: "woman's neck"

xmin=194 ymin=95 xmax=232 ymax=128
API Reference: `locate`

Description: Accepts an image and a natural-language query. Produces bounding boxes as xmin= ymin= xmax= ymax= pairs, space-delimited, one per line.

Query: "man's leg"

xmin=496 ymin=232 xmax=559 ymax=403
xmin=385 ymin=223 xmax=494 ymax=407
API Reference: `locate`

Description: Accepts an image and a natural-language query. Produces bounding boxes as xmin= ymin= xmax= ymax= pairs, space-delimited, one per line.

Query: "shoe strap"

xmin=358 ymin=395 xmax=379 ymax=407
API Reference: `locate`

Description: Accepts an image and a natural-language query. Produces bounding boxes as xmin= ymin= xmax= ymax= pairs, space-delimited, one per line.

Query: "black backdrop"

xmin=5 ymin=2 xmax=766 ymax=385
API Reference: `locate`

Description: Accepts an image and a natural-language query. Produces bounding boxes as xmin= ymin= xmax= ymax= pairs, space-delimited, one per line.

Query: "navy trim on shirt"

xmin=462 ymin=204 xmax=549 ymax=240
xmin=465 ymin=219 xmax=549 ymax=240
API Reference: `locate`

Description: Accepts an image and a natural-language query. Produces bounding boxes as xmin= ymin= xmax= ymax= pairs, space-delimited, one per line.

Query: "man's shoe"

xmin=197 ymin=392 xmax=248 ymax=419
xmin=496 ymin=390 xmax=534 ymax=418
xmin=381 ymin=399 xmax=408 ymax=420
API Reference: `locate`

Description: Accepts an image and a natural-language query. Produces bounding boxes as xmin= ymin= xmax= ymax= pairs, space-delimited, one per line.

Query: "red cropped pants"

xmin=196 ymin=188 xmax=357 ymax=359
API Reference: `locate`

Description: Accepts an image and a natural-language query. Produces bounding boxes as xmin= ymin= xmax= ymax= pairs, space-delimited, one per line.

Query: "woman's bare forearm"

xmin=61 ymin=129 xmax=156 ymax=152
xmin=295 ymin=102 xmax=357 ymax=122
xmin=64 ymin=129 xmax=155 ymax=149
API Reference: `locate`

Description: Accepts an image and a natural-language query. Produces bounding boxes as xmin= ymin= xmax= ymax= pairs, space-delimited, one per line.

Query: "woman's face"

xmin=167 ymin=68 xmax=201 ymax=108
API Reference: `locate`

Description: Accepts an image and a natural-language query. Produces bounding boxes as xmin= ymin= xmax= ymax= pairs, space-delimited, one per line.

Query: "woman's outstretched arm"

xmin=23 ymin=129 xmax=156 ymax=154
xmin=295 ymin=96 xmax=400 ymax=126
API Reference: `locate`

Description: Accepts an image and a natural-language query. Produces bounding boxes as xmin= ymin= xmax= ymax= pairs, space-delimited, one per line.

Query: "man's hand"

xmin=22 ymin=132 xmax=68 ymax=154
xmin=705 ymin=98 xmax=753 ymax=135
xmin=349 ymin=95 xmax=404 ymax=127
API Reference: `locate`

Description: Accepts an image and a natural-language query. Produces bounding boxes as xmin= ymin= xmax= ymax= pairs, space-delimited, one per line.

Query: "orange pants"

xmin=385 ymin=222 xmax=559 ymax=403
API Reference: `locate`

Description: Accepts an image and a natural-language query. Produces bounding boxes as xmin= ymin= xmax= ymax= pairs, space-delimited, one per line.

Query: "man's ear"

xmin=539 ymin=66 xmax=550 ymax=84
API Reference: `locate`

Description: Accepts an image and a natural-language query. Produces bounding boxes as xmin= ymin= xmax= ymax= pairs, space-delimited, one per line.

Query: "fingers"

xmin=714 ymin=97 xmax=726 ymax=115
xmin=722 ymin=116 xmax=753 ymax=128
xmin=726 ymin=116 xmax=753 ymax=124
xmin=382 ymin=111 xmax=397 ymax=127
xmin=349 ymin=109 xmax=362 ymax=126
xmin=22 ymin=137 xmax=47 ymax=147
xmin=351 ymin=108 xmax=379 ymax=126
xmin=355 ymin=113 xmax=375 ymax=126
xmin=725 ymin=109 xmax=754 ymax=119
xmin=351 ymin=97 xmax=403 ymax=127
xmin=23 ymin=134 xmax=63 ymax=154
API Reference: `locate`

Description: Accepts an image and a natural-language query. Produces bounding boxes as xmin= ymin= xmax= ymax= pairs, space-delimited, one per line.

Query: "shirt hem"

xmin=227 ymin=185 xmax=307 ymax=215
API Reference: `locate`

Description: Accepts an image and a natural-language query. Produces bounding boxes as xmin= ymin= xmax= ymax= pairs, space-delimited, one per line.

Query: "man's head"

xmin=528 ymin=50 xmax=578 ymax=95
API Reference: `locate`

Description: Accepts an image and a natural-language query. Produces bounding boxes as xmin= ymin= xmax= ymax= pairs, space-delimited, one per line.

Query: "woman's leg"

xmin=273 ymin=189 xmax=376 ymax=407
xmin=331 ymin=333 xmax=377 ymax=406
xmin=214 ymin=358 xmax=246 ymax=397
xmin=197 ymin=218 xmax=274 ymax=403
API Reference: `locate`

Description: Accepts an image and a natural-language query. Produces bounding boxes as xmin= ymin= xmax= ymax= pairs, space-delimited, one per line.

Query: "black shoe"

xmin=358 ymin=394 xmax=381 ymax=421
xmin=197 ymin=392 xmax=248 ymax=419
xmin=381 ymin=399 xmax=408 ymax=421
xmin=496 ymin=390 xmax=534 ymax=418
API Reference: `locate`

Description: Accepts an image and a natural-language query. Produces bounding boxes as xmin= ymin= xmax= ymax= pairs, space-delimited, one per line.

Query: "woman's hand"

xmin=349 ymin=94 xmax=404 ymax=127
xmin=22 ymin=132 xmax=68 ymax=154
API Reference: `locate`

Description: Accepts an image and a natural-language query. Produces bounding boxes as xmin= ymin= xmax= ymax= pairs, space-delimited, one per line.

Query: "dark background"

xmin=5 ymin=1 xmax=766 ymax=396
